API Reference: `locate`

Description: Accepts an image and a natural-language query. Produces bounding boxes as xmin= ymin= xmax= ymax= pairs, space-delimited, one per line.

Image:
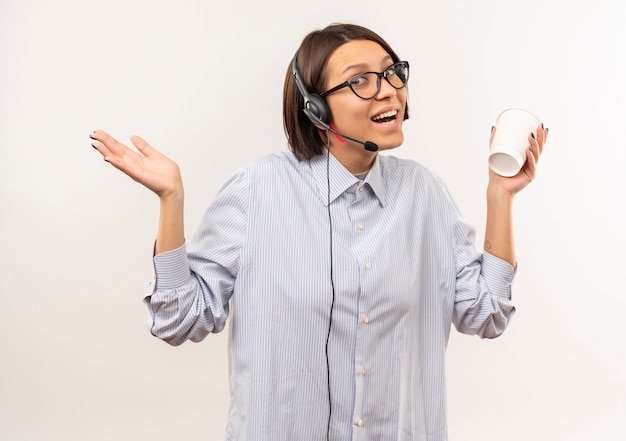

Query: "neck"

xmin=328 ymin=142 xmax=376 ymax=174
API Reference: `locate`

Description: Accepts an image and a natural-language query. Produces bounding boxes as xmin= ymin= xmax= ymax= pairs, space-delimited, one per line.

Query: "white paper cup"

xmin=489 ymin=108 xmax=542 ymax=177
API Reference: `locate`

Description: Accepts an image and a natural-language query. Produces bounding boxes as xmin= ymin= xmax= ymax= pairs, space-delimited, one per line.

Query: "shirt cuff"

xmin=153 ymin=242 xmax=192 ymax=290
xmin=482 ymin=251 xmax=517 ymax=298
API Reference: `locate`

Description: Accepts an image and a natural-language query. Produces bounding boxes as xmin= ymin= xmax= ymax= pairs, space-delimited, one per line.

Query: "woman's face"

xmin=322 ymin=39 xmax=408 ymax=170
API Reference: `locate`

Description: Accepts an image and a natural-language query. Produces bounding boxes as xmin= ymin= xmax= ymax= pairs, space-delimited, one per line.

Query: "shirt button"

xmin=365 ymin=262 xmax=372 ymax=270
xmin=357 ymin=419 xmax=363 ymax=426
xmin=358 ymin=186 xmax=365 ymax=192
xmin=357 ymin=222 xmax=364 ymax=230
xmin=363 ymin=315 xmax=370 ymax=324
xmin=360 ymin=367 xmax=366 ymax=375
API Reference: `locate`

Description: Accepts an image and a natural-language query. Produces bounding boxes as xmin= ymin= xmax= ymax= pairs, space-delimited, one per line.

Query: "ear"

xmin=304 ymin=108 xmax=331 ymax=132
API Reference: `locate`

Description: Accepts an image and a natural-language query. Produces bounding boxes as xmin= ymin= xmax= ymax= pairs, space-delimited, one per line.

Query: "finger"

xmin=90 ymin=130 xmax=140 ymax=172
xmin=523 ymin=144 xmax=537 ymax=179
xmin=489 ymin=126 xmax=496 ymax=147
xmin=537 ymin=123 xmax=545 ymax=145
xmin=130 ymin=135 xmax=156 ymax=157
xmin=536 ymin=123 xmax=546 ymax=155
xmin=91 ymin=129 xmax=131 ymax=157
xmin=90 ymin=131 xmax=113 ymax=157
xmin=528 ymin=131 xmax=540 ymax=163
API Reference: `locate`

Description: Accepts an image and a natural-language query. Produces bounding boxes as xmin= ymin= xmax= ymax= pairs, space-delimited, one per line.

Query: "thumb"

xmin=130 ymin=135 xmax=155 ymax=156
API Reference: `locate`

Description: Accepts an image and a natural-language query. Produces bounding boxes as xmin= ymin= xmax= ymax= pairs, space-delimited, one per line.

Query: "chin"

xmin=377 ymin=145 xmax=401 ymax=153
xmin=376 ymin=135 xmax=404 ymax=152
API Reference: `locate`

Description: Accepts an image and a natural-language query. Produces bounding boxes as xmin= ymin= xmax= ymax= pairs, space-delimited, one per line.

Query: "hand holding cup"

xmin=489 ymin=108 xmax=543 ymax=177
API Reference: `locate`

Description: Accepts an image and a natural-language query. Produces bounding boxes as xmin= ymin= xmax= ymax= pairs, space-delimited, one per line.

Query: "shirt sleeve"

xmin=453 ymin=243 xmax=517 ymax=338
xmin=442 ymin=181 xmax=517 ymax=338
xmin=143 ymin=169 xmax=250 ymax=346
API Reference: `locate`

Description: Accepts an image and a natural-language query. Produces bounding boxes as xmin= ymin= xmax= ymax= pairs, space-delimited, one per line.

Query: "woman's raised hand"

xmin=90 ymin=130 xmax=183 ymax=199
xmin=487 ymin=123 xmax=548 ymax=196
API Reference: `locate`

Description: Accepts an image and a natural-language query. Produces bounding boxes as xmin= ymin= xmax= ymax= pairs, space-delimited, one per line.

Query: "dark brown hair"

xmin=283 ymin=23 xmax=409 ymax=161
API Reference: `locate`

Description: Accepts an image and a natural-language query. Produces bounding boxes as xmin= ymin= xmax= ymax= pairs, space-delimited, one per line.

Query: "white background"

xmin=1 ymin=0 xmax=625 ymax=439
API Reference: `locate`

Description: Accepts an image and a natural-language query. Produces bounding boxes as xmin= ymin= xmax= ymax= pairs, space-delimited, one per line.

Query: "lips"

xmin=371 ymin=109 xmax=398 ymax=124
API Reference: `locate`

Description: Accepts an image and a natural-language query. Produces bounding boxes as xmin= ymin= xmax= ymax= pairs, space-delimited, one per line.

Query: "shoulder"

xmin=379 ymin=155 xmax=464 ymax=227
xmin=378 ymin=154 xmax=447 ymax=190
xmin=234 ymin=151 xmax=300 ymax=176
xmin=218 ymin=151 xmax=304 ymax=192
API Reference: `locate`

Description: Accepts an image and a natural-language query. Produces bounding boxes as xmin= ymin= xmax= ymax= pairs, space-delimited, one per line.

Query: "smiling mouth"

xmin=372 ymin=109 xmax=398 ymax=124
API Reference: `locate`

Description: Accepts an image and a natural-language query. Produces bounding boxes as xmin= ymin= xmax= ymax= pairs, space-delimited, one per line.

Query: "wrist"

xmin=159 ymin=191 xmax=184 ymax=214
xmin=159 ymin=182 xmax=184 ymax=203
xmin=486 ymin=183 xmax=514 ymax=205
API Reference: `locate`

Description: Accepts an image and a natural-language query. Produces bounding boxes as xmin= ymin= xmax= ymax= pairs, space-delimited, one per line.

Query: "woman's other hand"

xmin=90 ymin=130 xmax=183 ymax=199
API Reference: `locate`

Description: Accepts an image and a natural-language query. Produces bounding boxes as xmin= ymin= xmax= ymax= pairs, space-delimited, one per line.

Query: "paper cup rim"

xmin=496 ymin=107 xmax=542 ymax=125
xmin=489 ymin=149 xmax=525 ymax=177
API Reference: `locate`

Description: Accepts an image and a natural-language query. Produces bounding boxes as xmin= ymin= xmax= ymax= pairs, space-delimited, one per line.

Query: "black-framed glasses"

xmin=320 ymin=61 xmax=409 ymax=100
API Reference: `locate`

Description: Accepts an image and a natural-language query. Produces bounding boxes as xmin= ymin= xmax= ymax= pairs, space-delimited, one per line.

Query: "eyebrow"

xmin=342 ymin=55 xmax=394 ymax=75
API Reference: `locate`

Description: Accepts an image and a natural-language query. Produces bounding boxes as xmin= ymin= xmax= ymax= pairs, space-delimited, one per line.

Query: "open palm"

xmin=90 ymin=130 xmax=183 ymax=198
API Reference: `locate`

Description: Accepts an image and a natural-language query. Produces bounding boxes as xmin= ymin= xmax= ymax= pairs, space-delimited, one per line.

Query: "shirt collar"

xmin=308 ymin=151 xmax=386 ymax=207
xmin=365 ymin=155 xmax=386 ymax=206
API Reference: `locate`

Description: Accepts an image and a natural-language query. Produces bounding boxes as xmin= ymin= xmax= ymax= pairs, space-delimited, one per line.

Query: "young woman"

xmin=91 ymin=23 xmax=547 ymax=441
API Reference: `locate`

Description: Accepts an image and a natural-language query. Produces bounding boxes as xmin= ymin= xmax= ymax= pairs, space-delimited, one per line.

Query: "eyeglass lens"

xmin=350 ymin=62 xmax=408 ymax=99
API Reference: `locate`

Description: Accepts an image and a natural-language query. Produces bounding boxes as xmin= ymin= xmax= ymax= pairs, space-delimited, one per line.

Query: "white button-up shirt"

xmin=144 ymin=150 xmax=516 ymax=441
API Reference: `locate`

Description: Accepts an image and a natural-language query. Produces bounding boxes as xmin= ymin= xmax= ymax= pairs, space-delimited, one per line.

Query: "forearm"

xmin=484 ymin=185 xmax=516 ymax=267
xmin=145 ymin=245 xmax=222 ymax=346
xmin=155 ymin=188 xmax=185 ymax=255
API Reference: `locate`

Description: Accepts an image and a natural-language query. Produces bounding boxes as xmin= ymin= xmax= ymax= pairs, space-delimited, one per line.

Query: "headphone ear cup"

xmin=305 ymin=94 xmax=330 ymax=124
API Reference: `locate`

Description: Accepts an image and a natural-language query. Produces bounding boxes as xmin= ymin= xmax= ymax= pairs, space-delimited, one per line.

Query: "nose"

xmin=375 ymin=76 xmax=397 ymax=99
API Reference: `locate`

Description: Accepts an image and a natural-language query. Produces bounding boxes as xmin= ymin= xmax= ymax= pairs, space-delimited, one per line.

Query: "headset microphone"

xmin=303 ymin=108 xmax=379 ymax=152
xmin=293 ymin=54 xmax=379 ymax=153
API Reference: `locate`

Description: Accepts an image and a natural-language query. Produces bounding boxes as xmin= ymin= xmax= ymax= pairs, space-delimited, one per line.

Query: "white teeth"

xmin=372 ymin=109 xmax=398 ymax=121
